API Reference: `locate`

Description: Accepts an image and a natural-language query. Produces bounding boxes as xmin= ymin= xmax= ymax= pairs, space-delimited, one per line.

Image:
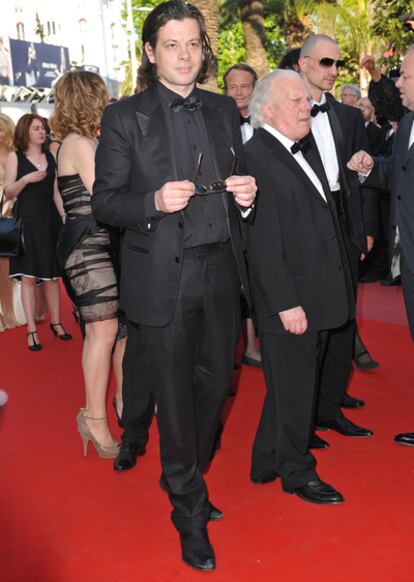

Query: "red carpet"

xmin=1 ymin=283 xmax=414 ymax=581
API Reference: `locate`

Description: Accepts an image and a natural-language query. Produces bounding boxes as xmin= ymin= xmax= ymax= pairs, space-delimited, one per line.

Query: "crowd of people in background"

xmin=1 ymin=0 xmax=414 ymax=572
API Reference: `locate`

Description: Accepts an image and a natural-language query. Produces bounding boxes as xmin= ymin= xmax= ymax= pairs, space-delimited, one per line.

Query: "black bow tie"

xmin=240 ymin=115 xmax=251 ymax=125
xmin=170 ymin=95 xmax=202 ymax=114
xmin=311 ymin=102 xmax=330 ymax=117
xmin=291 ymin=137 xmax=310 ymax=155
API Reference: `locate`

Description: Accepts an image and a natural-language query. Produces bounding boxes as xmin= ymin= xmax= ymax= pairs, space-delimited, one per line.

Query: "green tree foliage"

xmin=125 ymin=0 xmax=405 ymax=93
xmin=219 ymin=0 xmax=286 ymax=86
xmin=217 ymin=19 xmax=246 ymax=90
xmin=312 ymin=0 xmax=379 ymax=86
xmin=120 ymin=0 xmax=158 ymax=95
xmin=373 ymin=0 xmax=414 ymax=68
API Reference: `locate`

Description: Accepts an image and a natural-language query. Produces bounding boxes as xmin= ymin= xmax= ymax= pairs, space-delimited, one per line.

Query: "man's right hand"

xmin=347 ymin=150 xmax=374 ymax=173
xmin=279 ymin=306 xmax=308 ymax=335
xmin=154 ymin=180 xmax=195 ymax=213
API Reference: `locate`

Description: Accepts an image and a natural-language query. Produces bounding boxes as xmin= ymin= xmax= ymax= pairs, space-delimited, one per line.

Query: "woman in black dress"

xmin=50 ymin=71 xmax=125 ymax=458
xmin=3 ymin=113 xmax=71 ymax=350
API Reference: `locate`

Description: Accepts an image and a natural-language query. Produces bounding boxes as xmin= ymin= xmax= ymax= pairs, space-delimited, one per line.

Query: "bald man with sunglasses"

xmin=299 ymin=35 xmax=375 ymax=443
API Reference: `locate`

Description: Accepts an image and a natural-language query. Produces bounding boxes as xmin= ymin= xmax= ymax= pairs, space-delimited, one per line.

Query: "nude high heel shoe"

xmin=76 ymin=409 xmax=119 ymax=459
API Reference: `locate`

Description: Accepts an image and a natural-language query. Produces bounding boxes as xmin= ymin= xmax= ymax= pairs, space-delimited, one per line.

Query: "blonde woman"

xmin=0 ymin=113 xmax=22 ymax=331
xmin=50 ymin=71 xmax=125 ymax=458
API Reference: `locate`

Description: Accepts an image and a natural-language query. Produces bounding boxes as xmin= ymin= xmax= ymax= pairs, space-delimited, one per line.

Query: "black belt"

xmin=183 ymin=239 xmax=231 ymax=257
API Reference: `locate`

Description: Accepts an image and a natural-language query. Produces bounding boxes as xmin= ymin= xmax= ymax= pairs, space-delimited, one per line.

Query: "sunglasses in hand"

xmin=193 ymin=149 xmax=236 ymax=196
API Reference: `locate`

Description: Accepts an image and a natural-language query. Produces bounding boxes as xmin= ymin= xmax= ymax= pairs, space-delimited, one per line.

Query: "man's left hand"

xmin=226 ymin=175 xmax=257 ymax=207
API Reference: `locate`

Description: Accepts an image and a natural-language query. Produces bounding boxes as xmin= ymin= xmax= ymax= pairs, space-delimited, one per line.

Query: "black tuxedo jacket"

xmin=92 ymin=84 xmax=250 ymax=327
xmin=366 ymin=121 xmax=383 ymax=155
xmin=324 ymin=94 xmax=377 ymax=244
xmin=366 ymin=112 xmax=414 ymax=273
xmin=244 ymin=128 xmax=351 ymax=334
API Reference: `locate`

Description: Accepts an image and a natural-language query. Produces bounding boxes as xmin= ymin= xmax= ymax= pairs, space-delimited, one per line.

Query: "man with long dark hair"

xmin=92 ymin=1 xmax=256 ymax=571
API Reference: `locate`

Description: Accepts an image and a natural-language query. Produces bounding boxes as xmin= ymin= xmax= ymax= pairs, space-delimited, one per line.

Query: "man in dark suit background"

xmin=223 ymin=63 xmax=262 ymax=367
xmin=92 ymin=1 xmax=256 ymax=571
xmin=298 ymin=35 xmax=374 ymax=441
xmin=348 ymin=46 xmax=414 ymax=448
xmin=358 ymin=96 xmax=383 ymax=155
xmin=245 ymin=69 xmax=350 ymax=505
xmin=224 ymin=64 xmax=257 ymax=145
xmin=358 ymin=96 xmax=391 ymax=283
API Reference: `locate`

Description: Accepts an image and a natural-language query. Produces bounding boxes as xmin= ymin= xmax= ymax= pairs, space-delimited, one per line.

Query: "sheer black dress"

xmin=57 ymin=173 xmax=120 ymax=324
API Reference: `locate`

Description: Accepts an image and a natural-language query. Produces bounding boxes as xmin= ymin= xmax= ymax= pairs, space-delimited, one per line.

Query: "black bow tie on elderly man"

xmin=290 ymin=136 xmax=311 ymax=155
xmin=311 ymin=102 xmax=330 ymax=117
xmin=170 ymin=95 xmax=203 ymax=114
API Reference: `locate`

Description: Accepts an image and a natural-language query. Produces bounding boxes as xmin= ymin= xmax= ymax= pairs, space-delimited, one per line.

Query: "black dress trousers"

xmin=316 ymin=191 xmax=359 ymax=424
xmin=401 ymin=253 xmax=414 ymax=341
xmin=126 ymin=241 xmax=241 ymax=531
xmin=251 ymin=330 xmax=321 ymax=488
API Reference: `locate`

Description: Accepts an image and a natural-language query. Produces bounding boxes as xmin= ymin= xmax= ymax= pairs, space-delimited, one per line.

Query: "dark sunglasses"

xmin=303 ymin=55 xmax=346 ymax=69
xmin=194 ymin=149 xmax=236 ymax=196
xmin=319 ymin=57 xmax=346 ymax=68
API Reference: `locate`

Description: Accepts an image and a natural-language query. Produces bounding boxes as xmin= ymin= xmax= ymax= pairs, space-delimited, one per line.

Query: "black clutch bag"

xmin=0 ymin=192 xmax=24 ymax=257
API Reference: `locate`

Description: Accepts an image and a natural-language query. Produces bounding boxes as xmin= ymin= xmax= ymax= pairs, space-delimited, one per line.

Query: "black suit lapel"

xmin=304 ymin=133 xmax=333 ymax=199
xmin=304 ymin=133 xmax=345 ymax=225
xmin=201 ymin=98 xmax=234 ymax=177
xmin=135 ymin=85 xmax=178 ymax=181
xmin=325 ymin=94 xmax=346 ymax=173
xmin=401 ymin=112 xmax=414 ymax=163
xmin=200 ymin=91 xmax=237 ymax=214
xmin=258 ymin=128 xmax=328 ymax=206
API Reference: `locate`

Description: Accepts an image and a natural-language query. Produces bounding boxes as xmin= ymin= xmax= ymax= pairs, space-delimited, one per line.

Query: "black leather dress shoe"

xmin=283 ymin=478 xmax=344 ymax=505
xmin=309 ymin=431 xmax=329 ymax=449
xmin=317 ymin=415 xmax=373 ymax=437
xmin=341 ymin=393 xmax=365 ymax=409
xmin=380 ymin=276 xmax=401 ymax=287
xmin=209 ymin=502 xmax=224 ymax=521
xmin=354 ymin=350 xmax=380 ymax=370
xmin=395 ymin=432 xmax=414 ymax=447
xmin=180 ymin=528 xmax=216 ymax=571
xmin=251 ymin=472 xmax=278 ymax=484
xmin=242 ymin=354 xmax=263 ymax=367
xmin=113 ymin=440 xmax=146 ymax=472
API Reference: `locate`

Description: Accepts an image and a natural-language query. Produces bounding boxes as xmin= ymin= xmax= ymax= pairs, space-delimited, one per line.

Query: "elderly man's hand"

xmin=347 ymin=150 xmax=374 ymax=173
xmin=279 ymin=306 xmax=308 ymax=335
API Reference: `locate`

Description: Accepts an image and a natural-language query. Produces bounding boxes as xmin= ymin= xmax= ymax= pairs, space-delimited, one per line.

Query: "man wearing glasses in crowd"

xmin=298 ymin=35 xmax=375 ymax=444
xmin=92 ymin=0 xmax=256 ymax=572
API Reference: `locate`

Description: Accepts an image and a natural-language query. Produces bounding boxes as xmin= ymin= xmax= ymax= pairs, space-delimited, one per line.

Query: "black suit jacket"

xmin=325 ymin=94 xmax=377 ymax=244
xmin=92 ymin=84 xmax=250 ymax=327
xmin=244 ymin=128 xmax=351 ymax=334
xmin=365 ymin=112 xmax=414 ymax=273
xmin=366 ymin=121 xmax=383 ymax=155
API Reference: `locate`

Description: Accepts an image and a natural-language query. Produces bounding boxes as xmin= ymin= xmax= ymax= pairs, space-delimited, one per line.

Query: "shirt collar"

xmin=312 ymin=93 xmax=327 ymax=107
xmin=262 ymin=123 xmax=296 ymax=151
xmin=156 ymin=81 xmax=198 ymax=107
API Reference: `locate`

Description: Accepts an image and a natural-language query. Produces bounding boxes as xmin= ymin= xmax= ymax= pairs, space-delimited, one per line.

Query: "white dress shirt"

xmin=241 ymin=121 xmax=254 ymax=144
xmin=262 ymin=123 xmax=326 ymax=202
xmin=409 ymin=120 xmax=414 ymax=149
xmin=310 ymin=94 xmax=340 ymax=192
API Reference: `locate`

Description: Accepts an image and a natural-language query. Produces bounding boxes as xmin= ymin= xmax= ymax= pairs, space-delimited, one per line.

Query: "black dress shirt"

xmin=157 ymin=82 xmax=229 ymax=248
